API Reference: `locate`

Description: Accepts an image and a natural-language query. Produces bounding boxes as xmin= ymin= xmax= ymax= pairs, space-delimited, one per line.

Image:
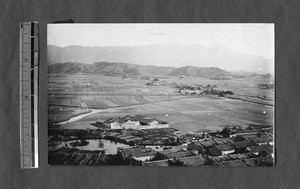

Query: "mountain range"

xmin=48 ymin=44 xmax=273 ymax=74
xmin=48 ymin=62 xmax=232 ymax=77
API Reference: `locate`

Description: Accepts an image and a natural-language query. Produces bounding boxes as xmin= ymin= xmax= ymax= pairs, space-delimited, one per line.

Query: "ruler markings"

xmin=19 ymin=22 xmax=39 ymax=169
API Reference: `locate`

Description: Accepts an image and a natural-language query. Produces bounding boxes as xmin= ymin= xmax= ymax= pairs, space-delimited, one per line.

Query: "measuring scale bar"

xmin=19 ymin=22 xmax=39 ymax=169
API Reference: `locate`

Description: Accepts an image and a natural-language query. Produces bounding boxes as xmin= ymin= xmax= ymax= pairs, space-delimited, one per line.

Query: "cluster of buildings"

xmin=185 ymin=125 xmax=274 ymax=167
xmin=122 ymin=75 xmax=151 ymax=80
xmin=146 ymin=81 xmax=160 ymax=86
xmin=48 ymin=113 xmax=274 ymax=166
xmin=118 ymin=146 xmax=206 ymax=166
xmin=102 ymin=127 xmax=179 ymax=146
xmin=258 ymin=83 xmax=274 ymax=89
xmin=48 ymin=147 xmax=108 ymax=165
xmin=103 ymin=132 xmax=143 ymax=145
xmin=145 ymin=78 xmax=170 ymax=86
xmin=209 ymin=76 xmax=232 ymax=80
xmin=98 ymin=115 xmax=169 ymax=130
xmin=114 ymin=125 xmax=274 ymax=167
xmin=173 ymin=83 xmax=234 ymax=96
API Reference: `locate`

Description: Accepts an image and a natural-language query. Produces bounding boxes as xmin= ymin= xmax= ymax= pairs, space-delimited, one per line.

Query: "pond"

xmin=64 ymin=139 xmax=129 ymax=155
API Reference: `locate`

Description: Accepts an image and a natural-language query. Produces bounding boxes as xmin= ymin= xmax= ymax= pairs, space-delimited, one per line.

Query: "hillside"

xmin=168 ymin=66 xmax=232 ymax=77
xmin=48 ymin=62 xmax=232 ymax=77
xmin=48 ymin=44 xmax=274 ymax=73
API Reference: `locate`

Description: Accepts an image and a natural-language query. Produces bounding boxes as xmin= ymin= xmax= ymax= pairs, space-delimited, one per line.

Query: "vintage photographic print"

xmin=48 ymin=24 xmax=274 ymax=167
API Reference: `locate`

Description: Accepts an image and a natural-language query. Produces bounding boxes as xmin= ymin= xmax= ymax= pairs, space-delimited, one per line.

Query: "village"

xmin=48 ymin=72 xmax=274 ymax=167
xmin=48 ymin=114 xmax=274 ymax=167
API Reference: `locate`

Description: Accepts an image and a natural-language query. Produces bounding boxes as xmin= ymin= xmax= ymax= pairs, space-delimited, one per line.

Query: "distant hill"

xmin=48 ymin=62 xmax=232 ymax=77
xmin=168 ymin=66 xmax=231 ymax=77
xmin=48 ymin=44 xmax=274 ymax=73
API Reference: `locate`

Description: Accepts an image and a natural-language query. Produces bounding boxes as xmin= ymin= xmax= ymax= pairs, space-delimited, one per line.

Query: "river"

xmin=58 ymin=109 xmax=104 ymax=125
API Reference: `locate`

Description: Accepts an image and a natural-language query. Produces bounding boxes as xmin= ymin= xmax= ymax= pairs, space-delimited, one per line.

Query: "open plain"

xmin=48 ymin=74 xmax=274 ymax=133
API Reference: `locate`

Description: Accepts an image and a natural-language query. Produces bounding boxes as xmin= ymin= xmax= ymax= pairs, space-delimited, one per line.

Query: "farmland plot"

xmin=48 ymin=106 xmax=91 ymax=123
xmin=188 ymin=114 xmax=237 ymax=127
xmin=48 ymin=74 xmax=274 ymax=134
xmin=117 ymin=96 xmax=136 ymax=105
xmin=103 ymin=99 xmax=118 ymax=107
xmin=170 ymin=121 xmax=208 ymax=132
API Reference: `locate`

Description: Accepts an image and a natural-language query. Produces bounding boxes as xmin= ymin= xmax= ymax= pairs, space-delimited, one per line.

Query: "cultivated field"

xmin=78 ymin=97 xmax=273 ymax=132
xmin=48 ymin=74 xmax=274 ymax=132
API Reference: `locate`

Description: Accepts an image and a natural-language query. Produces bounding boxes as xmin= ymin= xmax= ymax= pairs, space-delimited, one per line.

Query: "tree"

xmin=225 ymin=90 xmax=234 ymax=95
xmin=168 ymin=158 xmax=185 ymax=166
xmin=221 ymin=127 xmax=231 ymax=137
xmin=150 ymin=152 xmax=168 ymax=161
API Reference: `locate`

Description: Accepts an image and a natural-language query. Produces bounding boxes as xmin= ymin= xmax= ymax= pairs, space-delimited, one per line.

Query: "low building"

xmin=122 ymin=120 xmax=140 ymax=129
xmin=247 ymin=145 xmax=273 ymax=156
xmin=260 ymin=144 xmax=274 ymax=155
xmin=110 ymin=122 xmax=122 ymax=129
xmin=213 ymin=137 xmax=235 ymax=145
xmin=209 ymin=156 xmax=234 ymax=163
xmin=179 ymin=155 xmax=206 ymax=166
xmin=104 ymin=115 xmax=169 ymax=130
xmin=229 ymin=152 xmax=257 ymax=160
xmin=231 ymin=141 xmax=257 ymax=151
xmin=223 ymin=160 xmax=248 ymax=167
xmin=244 ymin=134 xmax=273 ymax=145
xmin=187 ymin=142 xmax=205 ymax=155
xmin=159 ymin=148 xmax=195 ymax=159
xmin=244 ymin=157 xmax=274 ymax=167
xmin=144 ymin=159 xmax=169 ymax=167
xmin=122 ymin=137 xmax=143 ymax=144
xmin=199 ymin=140 xmax=217 ymax=148
xmin=208 ymin=144 xmax=235 ymax=156
xmin=262 ymin=127 xmax=273 ymax=134
xmin=231 ymin=132 xmax=257 ymax=138
xmin=118 ymin=147 xmax=156 ymax=161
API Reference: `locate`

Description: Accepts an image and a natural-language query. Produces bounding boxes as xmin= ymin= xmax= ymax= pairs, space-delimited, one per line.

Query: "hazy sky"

xmin=48 ymin=24 xmax=274 ymax=60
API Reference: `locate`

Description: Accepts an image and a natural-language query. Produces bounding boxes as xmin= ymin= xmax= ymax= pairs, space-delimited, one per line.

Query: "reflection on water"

xmin=65 ymin=139 xmax=129 ymax=154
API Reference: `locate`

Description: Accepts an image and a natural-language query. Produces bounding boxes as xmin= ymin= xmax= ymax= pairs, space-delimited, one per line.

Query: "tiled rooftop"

xmin=223 ymin=160 xmax=248 ymax=167
xmin=179 ymin=155 xmax=206 ymax=166
xmin=215 ymin=144 xmax=234 ymax=151
xmin=121 ymin=147 xmax=156 ymax=158
xmin=232 ymin=141 xmax=257 ymax=149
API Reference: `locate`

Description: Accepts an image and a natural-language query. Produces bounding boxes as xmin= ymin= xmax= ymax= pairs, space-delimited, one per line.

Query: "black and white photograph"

xmin=47 ymin=24 xmax=274 ymax=167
